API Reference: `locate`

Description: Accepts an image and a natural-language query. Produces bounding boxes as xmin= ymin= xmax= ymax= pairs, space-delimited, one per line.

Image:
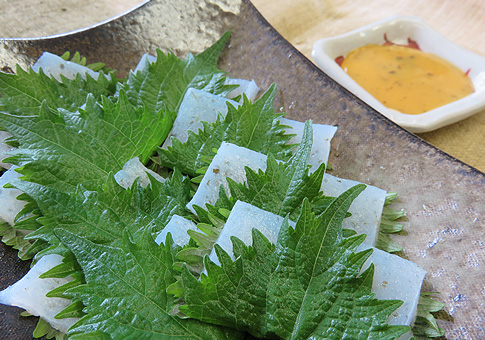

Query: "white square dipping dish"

xmin=312 ymin=15 xmax=485 ymax=133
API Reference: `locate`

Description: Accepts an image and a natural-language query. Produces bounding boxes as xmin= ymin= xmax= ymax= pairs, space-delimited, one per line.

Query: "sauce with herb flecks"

xmin=340 ymin=44 xmax=474 ymax=115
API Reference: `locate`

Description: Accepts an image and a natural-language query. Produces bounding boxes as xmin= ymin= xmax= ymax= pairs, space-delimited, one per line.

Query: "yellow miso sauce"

xmin=340 ymin=44 xmax=475 ymax=115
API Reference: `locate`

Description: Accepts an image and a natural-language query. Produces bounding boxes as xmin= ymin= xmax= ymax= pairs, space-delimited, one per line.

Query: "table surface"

xmin=1 ymin=0 xmax=484 ymax=172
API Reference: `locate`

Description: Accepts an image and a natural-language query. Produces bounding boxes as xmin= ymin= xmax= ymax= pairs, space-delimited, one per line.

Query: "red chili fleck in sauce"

xmin=335 ymin=34 xmax=422 ymax=65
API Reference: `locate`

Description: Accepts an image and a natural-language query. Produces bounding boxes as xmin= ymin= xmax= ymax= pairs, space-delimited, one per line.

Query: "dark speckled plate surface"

xmin=0 ymin=0 xmax=484 ymax=339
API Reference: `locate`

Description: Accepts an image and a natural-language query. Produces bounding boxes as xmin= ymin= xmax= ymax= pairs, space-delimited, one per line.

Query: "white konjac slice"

xmin=224 ymin=78 xmax=260 ymax=102
xmin=0 ymin=166 xmax=27 ymax=226
xmin=186 ymin=142 xmax=267 ymax=213
xmin=279 ymin=118 xmax=337 ymax=172
xmin=0 ymin=254 xmax=78 ymax=333
xmin=114 ymin=157 xmax=165 ymax=189
xmin=161 ymin=88 xmax=240 ymax=149
xmin=209 ymin=200 xmax=295 ymax=265
xmin=0 ymin=131 xmax=15 ymax=169
xmin=364 ymin=247 xmax=426 ymax=338
xmin=321 ymin=174 xmax=386 ymax=249
xmin=155 ymin=215 xmax=199 ymax=247
xmin=32 ymin=52 xmax=100 ymax=81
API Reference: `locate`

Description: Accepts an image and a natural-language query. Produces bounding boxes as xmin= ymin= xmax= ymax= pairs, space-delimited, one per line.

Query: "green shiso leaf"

xmin=376 ymin=232 xmax=403 ymax=253
xmin=413 ymin=293 xmax=446 ymax=338
xmin=177 ymin=190 xmax=410 ymax=340
xmin=120 ymin=31 xmax=234 ymax=115
xmin=0 ymin=66 xmax=116 ymax=119
xmin=32 ymin=316 xmax=67 ymax=340
xmin=377 ymin=194 xmax=406 ymax=253
xmin=13 ymin=171 xmax=192 ymax=247
xmin=0 ymin=220 xmax=36 ymax=260
xmin=158 ymin=84 xmax=294 ymax=177
xmin=55 ymin=228 xmax=242 ymax=340
xmin=60 ymin=51 xmax=111 ymax=73
xmin=0 ymin=191 xmax=44 ymax=259
xmin=227 ymin=120 xmax=330 ymax=221
xmin=68 ymin=331 xmax=111 ymax=340
xmin=1 ymin=91 xmax=169 ymax=191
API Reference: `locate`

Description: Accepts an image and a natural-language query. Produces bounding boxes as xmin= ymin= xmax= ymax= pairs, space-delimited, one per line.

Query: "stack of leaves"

xmin=0 ymin=32 xmax=444 ymax=339
xmin=0 ymin=32 xmax=234 ymax=258
xmin=175 ymin=194 xmax=409 ymax=339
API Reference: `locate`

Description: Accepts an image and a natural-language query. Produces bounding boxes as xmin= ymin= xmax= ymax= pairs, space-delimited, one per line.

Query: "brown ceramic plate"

xmin=0 ymin=0 xmax=483 ymax=339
